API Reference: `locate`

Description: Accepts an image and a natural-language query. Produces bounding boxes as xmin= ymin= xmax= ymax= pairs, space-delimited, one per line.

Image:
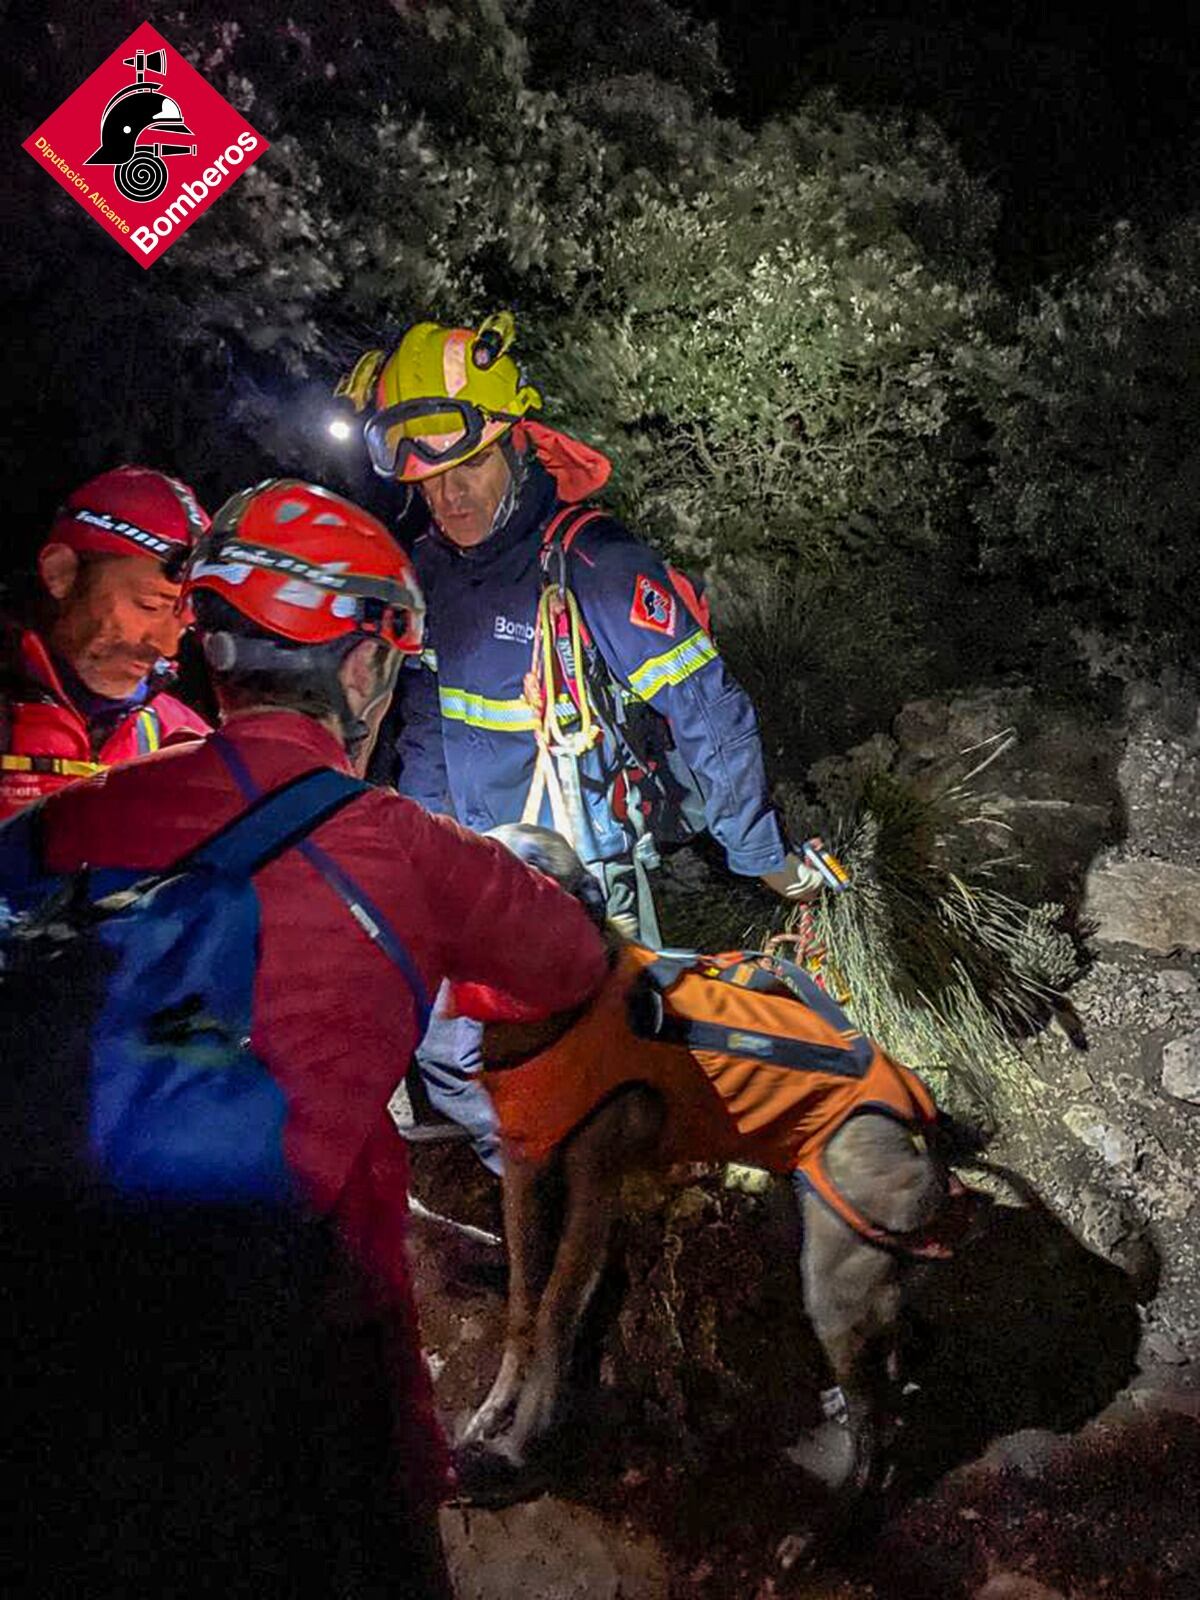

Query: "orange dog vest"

xmin=482 ymin=944 xmax=942 ymax=1252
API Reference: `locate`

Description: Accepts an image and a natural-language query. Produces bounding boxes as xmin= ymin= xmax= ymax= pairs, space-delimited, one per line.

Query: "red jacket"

xmin=0 ymin=627 xmax=210 ymax=820
xmin=32 ymin=710 xmax=610 ymax=1507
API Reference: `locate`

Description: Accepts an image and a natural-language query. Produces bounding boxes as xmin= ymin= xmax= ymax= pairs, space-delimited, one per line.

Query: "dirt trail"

xmin=408 ymin=1147 xmax=1200 ymax=1600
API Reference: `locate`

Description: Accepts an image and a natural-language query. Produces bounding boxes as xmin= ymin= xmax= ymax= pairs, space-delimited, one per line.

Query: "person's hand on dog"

xmin=761 ymin=851 xmax=825 ymax=903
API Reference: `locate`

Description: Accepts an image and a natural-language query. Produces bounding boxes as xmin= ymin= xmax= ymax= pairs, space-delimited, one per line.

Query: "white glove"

xmin=761 ymin=851 xmax=825 ymax=904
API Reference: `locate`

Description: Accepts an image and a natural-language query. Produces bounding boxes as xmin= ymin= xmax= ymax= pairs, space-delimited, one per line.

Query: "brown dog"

xmin=453 ymin=826 xmax=972 ymax=1514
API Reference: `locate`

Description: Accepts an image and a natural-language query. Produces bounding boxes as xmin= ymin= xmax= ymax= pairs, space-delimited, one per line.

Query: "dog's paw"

xmin=782 ymin=1420 xmax=858 ymax=1492
xmin=452 ymin=1441 xmax=552 ymax=1508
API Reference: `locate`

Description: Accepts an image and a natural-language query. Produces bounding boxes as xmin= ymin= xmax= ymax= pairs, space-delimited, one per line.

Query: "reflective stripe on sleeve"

xmin=0 ymin=752 xmax=106 ymax=779
xmin=134 ymin=708 xmax=162 ymax=755
xmin=627 ymin=631 xmax=718 ymax=701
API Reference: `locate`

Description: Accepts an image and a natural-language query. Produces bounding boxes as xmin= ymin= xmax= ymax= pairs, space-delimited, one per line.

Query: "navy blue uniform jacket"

xmin=384 ymin=464 xmax=786 ymax=876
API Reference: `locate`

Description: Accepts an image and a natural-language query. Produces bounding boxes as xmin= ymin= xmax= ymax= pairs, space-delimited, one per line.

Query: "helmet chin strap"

xmin=485 ymin=433 xmax=529 ymax=538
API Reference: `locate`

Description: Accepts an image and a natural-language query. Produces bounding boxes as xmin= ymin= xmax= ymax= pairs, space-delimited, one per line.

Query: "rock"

xmin=944 ymin=688 xmax=1031 ymax=755
xmin=1083 ymin=859 xmax=1200 ymax=953
xmin=1062 ymin=1103 xmax=1138 ymax=1169
xmin=1156 ymin=969 xmax=1199 ymax=1000
xmin=1161 ymin=1032 xmax=1200 ymax=1104
xmin=441 ymin=1498 xmax=670 ymax=1599
xmin=1074 ymin=1184 xmax=1147 ymax=1262
xmin=973 ymin=1577 xmax=1068 ymax=1600
xmin=807 ymin=732 xmax=898 ymax=813
xmin=1140 ymin=1329 xmax=1190 ymax=1366
xmin=892 ymin=689 xmax=1030 ymax=766
xmin=977 ymin=1428 xmax=1067 ymax=1480
xmin=844 ymin=731 xmax=898 ymax=772
xmin=979 ymin=1574 xmax=1068 ymax=1600
xmin=1115 ymin=720 xmax=1200 ymax=867
xmin=893 ymin=697 xmax=950 ymax=760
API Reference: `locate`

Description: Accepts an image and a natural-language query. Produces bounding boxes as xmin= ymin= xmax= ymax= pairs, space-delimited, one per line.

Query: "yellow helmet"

xmin=338 ymin=312 xmax=543 ymax=482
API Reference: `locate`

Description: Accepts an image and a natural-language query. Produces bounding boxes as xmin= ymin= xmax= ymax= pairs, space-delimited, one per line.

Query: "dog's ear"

xmin=482 ymin=1008 xmax=587 ymax=1067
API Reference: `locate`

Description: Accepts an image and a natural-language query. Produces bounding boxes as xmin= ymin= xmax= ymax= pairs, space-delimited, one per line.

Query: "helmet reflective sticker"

xmin=184 ymin=479 xmax=425 ymax=653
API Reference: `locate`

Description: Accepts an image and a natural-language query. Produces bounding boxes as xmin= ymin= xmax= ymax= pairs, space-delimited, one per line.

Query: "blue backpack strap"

xmin=186 ymin=766 xmax=369 ymax=879
xmin=211 ymin=736 xmax=432 ymax=1034
xmin=643 ymin=951 xmax=700 ymax=990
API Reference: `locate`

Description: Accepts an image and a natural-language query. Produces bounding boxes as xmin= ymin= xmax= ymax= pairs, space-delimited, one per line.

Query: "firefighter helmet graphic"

xmin=85 ymin=47 xmax=196 ymax=203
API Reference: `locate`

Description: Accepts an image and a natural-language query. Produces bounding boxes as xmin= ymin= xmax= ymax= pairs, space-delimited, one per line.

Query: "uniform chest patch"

xmin=493 ymin=614 xmax=535 ymax=644
xmin=630 ymin=574 xmax=677 ymax=636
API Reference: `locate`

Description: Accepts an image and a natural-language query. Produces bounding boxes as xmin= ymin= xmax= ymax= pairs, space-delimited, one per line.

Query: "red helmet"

xmin=47 ymin=465 xmax=210 ymax=574
xmin=182 ymin=479 xmax=425 ymax=653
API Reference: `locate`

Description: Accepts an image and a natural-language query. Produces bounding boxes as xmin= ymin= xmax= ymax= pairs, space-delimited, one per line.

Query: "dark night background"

xmin=5 ymin=0 xmax=1199 ymax=493
xmin=5 ymin=12 xmax=1200 ymax=1595
xmin=697 ymin=0 xmax=1200 ymax=277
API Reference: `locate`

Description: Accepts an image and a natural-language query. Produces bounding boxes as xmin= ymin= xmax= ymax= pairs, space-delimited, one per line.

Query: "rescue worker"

xmin=0 ymin=465 xmax=213 ymax=819
xmin=0 ymin=480 xmax=610 ymax=1598
xmin=337 ymin=313 xmax=823 ymax=1164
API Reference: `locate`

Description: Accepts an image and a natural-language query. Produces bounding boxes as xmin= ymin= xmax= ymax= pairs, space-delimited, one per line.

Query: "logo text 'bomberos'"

xmin=130 ymin=132 xmax=259 ymax=255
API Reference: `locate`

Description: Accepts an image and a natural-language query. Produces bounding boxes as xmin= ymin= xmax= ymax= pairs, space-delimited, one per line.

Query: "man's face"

xmin=41 ymin=548 xmax=186 ymax=699
xmin=417 ymin=443 xmax=512 ymax=549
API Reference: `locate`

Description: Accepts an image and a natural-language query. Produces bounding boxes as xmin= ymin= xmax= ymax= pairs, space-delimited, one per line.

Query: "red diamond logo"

xmin=21 ymin=21 xmax=268 ymax=269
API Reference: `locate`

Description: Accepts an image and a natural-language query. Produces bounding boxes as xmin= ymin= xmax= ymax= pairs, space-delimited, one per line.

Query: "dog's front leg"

xmin=505 ymin=1088 xmax=662 ymax=1461
xmin=460 ymin=1150 xmax=545 ymax=1446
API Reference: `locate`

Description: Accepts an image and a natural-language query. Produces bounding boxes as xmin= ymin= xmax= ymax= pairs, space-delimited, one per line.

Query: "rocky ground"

xmin=405 ymin=662 xmax=1200 ymax=1599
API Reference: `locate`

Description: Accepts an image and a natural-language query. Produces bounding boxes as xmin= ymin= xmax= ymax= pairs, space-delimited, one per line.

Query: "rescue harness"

xmin=519 ymin=505 xmax=711 ymax=942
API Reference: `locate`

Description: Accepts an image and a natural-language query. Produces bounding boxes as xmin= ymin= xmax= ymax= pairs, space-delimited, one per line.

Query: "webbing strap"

xmin=670 ymin=1018 xmax=870 ymax=1078
xmin=539 ymin=504 xmax=606 ymax=568
xmin=644 ymin=953 xmax=698 ymax=990
xmin=0 ymin=752 xmax=104 ymax=780
xmin=213 ymin=737 xmax=432 ymax=1033
xmin=190 ymin=748 xmax=368 ymax=880
xmin=794 ymin=1128 xmax=956 ymax=1262
xmin=638 ymin=950 xmax=872 ymax=1077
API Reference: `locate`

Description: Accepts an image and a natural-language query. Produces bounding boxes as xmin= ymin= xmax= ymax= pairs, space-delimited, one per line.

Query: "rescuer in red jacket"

xmin=16 ymin=480 xmax=610 ymax=1596
xmin=0 ymin=465 xmax=212 ymax=820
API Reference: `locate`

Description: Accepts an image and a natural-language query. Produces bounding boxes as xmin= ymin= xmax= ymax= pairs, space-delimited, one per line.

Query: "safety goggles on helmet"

xmin=340 ymin=313 xmax=543 ymax=483
xmin=363 ymin=396 xmax=521 ymax=481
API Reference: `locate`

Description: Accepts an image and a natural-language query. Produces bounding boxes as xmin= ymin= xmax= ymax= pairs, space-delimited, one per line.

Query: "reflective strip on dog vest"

xmin=640 ymin=951 xmax=875 ymax=1076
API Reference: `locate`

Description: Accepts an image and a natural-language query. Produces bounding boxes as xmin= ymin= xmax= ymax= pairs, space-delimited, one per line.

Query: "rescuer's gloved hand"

xmin=761 ymin=852 xmax=825 ymax=904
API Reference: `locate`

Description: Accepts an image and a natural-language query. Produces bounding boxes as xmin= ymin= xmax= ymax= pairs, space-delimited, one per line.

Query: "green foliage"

xmin=972 ymin=218 xmax=1200 ymax=652
xmin=9 ymin=0 xmax=1196 ymax=674
xmin=792 ymin=769 xmax=1080 ymax=1116
xmin=536 ymin=102 xmax=998 ymax=576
